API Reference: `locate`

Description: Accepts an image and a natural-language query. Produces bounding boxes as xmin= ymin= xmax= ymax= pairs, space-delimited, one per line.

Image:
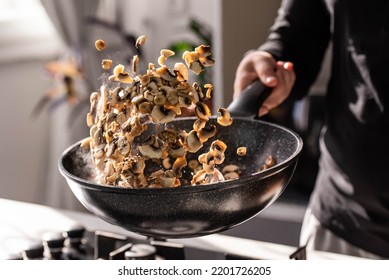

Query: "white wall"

xmin=0 ymin=4 xmax=62 ymax=204
xmin=0 ymin=60 xmax=50 ymax=204
xmin=216 ymin=0 xmax=282 ymax=107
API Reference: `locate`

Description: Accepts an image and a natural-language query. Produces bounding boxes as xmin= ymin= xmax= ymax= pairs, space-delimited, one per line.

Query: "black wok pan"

xmin=59 ymin=81 xmax=303 ymax=238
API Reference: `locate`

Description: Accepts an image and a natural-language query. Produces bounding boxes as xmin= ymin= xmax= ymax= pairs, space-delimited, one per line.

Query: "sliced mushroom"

xmin=193 ymin=82 xmax=205 ymax=99
xmin=182 ymin=51 xmax=197 ymax=64
xmin=93 ymin=147 xmax=105 ymax=159
xmin=198 ymin=153 xmax=207 ymax=164
xmin=131 ymin=94 xmax=145 ymax=105
xmin=186 ymin=130 xmax=203 ymax=153
xmin=118 ymin=72 xmax=133 ymax=84
xmin=92 ymin=127 xmax=104 ymax=145
xmin=143 ymin=90 xmax=155 ymax=102
xmin=153 ymin=94 xmax=167 ymax=106
xmin=174 ymin=62 xmax=189 ymax=81
xmin=106 ymin=173 xmax=118 ymax=184
xmin=204 ymin=83 xmax=213 ymax=99
xmin=110 ymin=87 xmax=122 ymax=103
xmin=95 ymin=39 xmax=106 ymax=51
xmin=138 ymin=144 xmax=163 ymax=159
xmin=148 ymin=169 xmax=164 ymax=180
xmin=103 ymin=163 xmax=114 ymax=182
xmin=224 ymin=171 xmax=240 ymax=180
xmin=195 ymin=45 xmax=212 ymax=57
xmin=104 ymin=130 xmax=114 ymax=144
xmin=86 ymin=113 xmax=94 ymax=127
xmin=137 ymin=101 xmax=152 ymax=114
xmin=117 ymin=137 xmax=130 ymax=156
xmin=150 ymin=105 xmax=176 ymax=123
xmin=80 ymin=137 xmax=92 ymax=149
xmin=160 ymin=49 xmax=175 ymax=57
xmin=172 ymin=156 xmax=187 ymax=176
xmin=166 ymin=91 xmax=179 ymax=106
xmin=156 ymin=66 xmax=176 ymax=82
xmin=193 ymin=119 xmax=206 ymax=132
xmin=202 ymin=161 xmax=214 ymax=174
xmin=194 ymin=102 xmax=211 ymax=121
xmin=101 ymin=59 xmax=112 ymax=70
xmin=155 ymin=171 xmax=178 ymax=188
xmin=158 ymin=129 xmax=177 ymax=143
xmin=113 ymin=64 xmax=125 ymax=76
xmin=116 ymin=112 xmax=127 ymax=125
xmin=237 ymin=146 xmax=247 ymax=156
xmin=158 ymin=55 xmax=167 ymax=67
xmin=198 ymin=124 xmax=217 ymax=142
xmin=206 ymin=149 xmax=225 ymax=165
xmin=178 ymin=95 xmax=192 ymax=107
xmin=162 ymin=157 xmax=173 ymax=169
xmin=135 ymin=35 xmax=147 ymax=48
xmin=217 ymin=108 xmax=233 ymax=126
xmin=210 ymin=139 xmax=227 ymax=153
xmin=106 ymin=142 xmax=116 ymax=157
xmin=222 ymin=164 xmax=240 ymax=174
xmin=191 ymin=169 xmax=207 ymax=185
xmin=167 ymin=144 xmax=186 ymax=158
xmin=130 ymin=121 xmax=147 ymax=137
xmin=99 ymin=85 xmax=108 ymax=114
xmin=139 ymin=74 xmax=150 ymax=86
xmin=261 ymin=155 xmax=276 ymax=170
xmin=188 ymin=159 xmax=200 ymax=170
xmin=132 ymin=55 xmax=139 ymax=74
xmin=176 ymin=82 xmax=191 ymax=94
xmin=130 ymin=157 xmax=145 ymax=174
xmin=148 ymin=62 xmax=156 ymax=72
xmin=199 ymin=57 xmax=215 ymax=67
xmin=90 ymin=125 xmax=98 ymax=140
xmin=189 ymin=61 xmax=204 ymax=75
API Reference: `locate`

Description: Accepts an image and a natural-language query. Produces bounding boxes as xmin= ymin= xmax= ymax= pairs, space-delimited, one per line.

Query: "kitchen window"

xmin=0 ymin=0 xmax=63 ymax=63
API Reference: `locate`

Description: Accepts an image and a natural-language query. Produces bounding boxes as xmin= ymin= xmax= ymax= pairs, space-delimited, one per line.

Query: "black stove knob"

xmin=62 ymin=224 xmax=87 ymax=259
xmin=125 ymin=244 xmax=157 ymax=260
xmin=63 ymin=224 xmax=85 ymax=239
xmin=63 ymin=224 xmax=85 ymax=248
xmin=43 ymin=232 xmax=66 ymax=248
xmin=22 ymin=241 xmax=45 ymax=260
xmin=42 ymin=232 xmax=66 ymax=260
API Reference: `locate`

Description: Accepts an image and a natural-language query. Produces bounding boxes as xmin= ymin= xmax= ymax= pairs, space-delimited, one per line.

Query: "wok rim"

xmin=58 ymin=117 xmax=303 ymax=195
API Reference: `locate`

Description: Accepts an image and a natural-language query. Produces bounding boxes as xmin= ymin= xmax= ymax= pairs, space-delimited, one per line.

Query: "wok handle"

xmin=227 ymin=80 xmax=272 ymax=117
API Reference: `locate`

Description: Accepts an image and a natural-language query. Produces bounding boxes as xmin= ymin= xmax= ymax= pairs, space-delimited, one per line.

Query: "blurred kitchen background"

xmin=0 ymin=0 xmax=330 ymax=245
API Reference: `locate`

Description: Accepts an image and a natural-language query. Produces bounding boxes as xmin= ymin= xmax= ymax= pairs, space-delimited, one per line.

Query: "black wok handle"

xmin=227 ymin=80 xmax=272 ymax=117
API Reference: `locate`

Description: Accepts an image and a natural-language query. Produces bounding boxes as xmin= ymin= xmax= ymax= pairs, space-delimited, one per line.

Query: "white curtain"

xmin=40 ymin=0 xmax=101 ymax=211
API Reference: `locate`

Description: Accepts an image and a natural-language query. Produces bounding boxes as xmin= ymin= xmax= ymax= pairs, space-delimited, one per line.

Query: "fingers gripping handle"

xmin=227 ymin=80 xmax=272 ymax=117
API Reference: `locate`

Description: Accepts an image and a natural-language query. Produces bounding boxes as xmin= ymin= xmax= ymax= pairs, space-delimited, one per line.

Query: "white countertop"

xmin=0 ymin=198 xmax=362 ymax=260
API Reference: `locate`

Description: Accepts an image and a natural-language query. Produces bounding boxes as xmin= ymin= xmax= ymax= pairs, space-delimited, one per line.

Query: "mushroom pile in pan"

xmin=81 ymin=36 xmax=243 ymax=188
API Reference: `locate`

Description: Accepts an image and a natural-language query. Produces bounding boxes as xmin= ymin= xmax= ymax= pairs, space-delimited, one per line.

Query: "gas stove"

xmin=7 ymin=225 xmax=268 ymax=260
xmin=0 ymin=198 xmax=361 ymax=260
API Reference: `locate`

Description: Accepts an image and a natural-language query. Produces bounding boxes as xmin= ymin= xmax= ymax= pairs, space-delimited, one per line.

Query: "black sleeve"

xmin=259 ymin=0 xmax=331 ymax=99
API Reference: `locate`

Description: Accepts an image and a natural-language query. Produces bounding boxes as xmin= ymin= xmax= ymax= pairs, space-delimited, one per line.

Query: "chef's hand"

xmin=233 ymin=50 xmax=295 ymax=117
